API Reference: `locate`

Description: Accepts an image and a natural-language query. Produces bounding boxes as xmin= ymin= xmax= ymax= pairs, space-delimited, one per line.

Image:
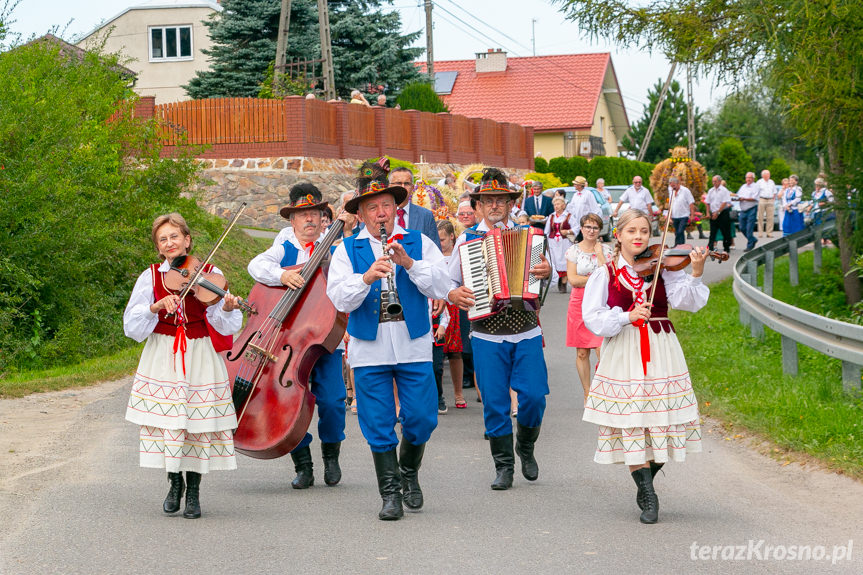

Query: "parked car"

xmin=604 ymin=185 xmax=661 ymax=236
xmin=543 ymin=186 xmax=613 ymax=241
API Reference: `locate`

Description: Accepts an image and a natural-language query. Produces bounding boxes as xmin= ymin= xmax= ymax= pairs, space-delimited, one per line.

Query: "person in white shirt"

xmin=756 ymin=169 xmax=777 ymax=238
xmin=327 ymin=161 xmax=450 ymax=521
xmin=247 ymin=183 xmax=348 ymax=491
xmin=123 ymin=213 xmax=242 ymax=520
xmin=705 ymin=175 xmax=732 ymax=252
xmin=582 ymin=209 xmax=709 ymax=524
xmin=566 ymin=175 xmax=601 ymax=240
xmin=736 ymin=172 xmax=760 ymax=251
xmin=613 ymin=176 xmax=655 ymax=219
xmin=667 ymin=177 xmax=696 ymax=246
xmin=447 ymin=168 xmax=553 ymax=492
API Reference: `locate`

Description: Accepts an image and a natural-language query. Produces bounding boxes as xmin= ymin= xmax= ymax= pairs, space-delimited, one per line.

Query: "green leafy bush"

xmin=525 ymin=172 xmax=564 ymax=189
xmin=766 ymin=157 xmax=791 ymax=182
xmin=533 ymin=157 xmax=549 ymax=173
xmin=587 ymin=156 xmax=654 ymax=186
xmin=396 ymin=82 xmax=448 ymax=113
xmin=716 ymin=137 xmax=755 ymax=190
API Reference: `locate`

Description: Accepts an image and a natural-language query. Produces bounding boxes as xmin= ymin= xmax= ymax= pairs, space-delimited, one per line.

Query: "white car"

xmin=604 ymin=185 xmax=661 ymax=236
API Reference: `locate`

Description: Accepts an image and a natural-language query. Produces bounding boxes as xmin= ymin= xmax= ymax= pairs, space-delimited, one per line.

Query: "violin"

xmin=164 ymin=254 xmax=256 ymax=314
xmin=632 ymin=243 xmax=729 ymax=278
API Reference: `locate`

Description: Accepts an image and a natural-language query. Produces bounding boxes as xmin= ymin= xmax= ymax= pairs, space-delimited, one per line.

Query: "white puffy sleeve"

xmin=582 ymin=265 xmax=632 ymax=338
xmin=123 ymin=268 xmax=159 ymax=343
xmin=326 ymin=242 xmax=370 ymax=313
xmin=204 ymin=265 xmax=242 ymax=335
xmin=662 ymin=268 xmax=709 ymax=313
xmin=248 ymin=243 xmax=287 ymax=287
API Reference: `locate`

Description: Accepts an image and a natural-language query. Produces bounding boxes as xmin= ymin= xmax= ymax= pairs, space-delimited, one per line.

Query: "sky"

xmin=4 ymin=0 xmax=731 ymax=123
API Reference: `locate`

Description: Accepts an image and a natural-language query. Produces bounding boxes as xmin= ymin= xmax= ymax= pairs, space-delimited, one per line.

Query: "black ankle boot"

xmin=557 ymin=277 xmax=567 ymax=293
xmin=489 ymin=434 xmax=514 ymax=490
xmin=290 ymin=445 xmax=315 ymax=489
xmin=636 ymin=461 xmax=666 ymax=510
xmin=399 ymin=440 xmax=426 ymax=511
xmin=183 ymin=471 xmax=202 ymax=519
xmin=372 ymin=449 xmax=403 ymax=520
xmin=163 ymin=472 xmax=184 ymax=514
xmin=515 ymin=422 xmax=541 ymax=481
xmin=321 ymin=442 xmax=342 ymax=486
xmin=631 ymin=467 xmax=659 ymax=524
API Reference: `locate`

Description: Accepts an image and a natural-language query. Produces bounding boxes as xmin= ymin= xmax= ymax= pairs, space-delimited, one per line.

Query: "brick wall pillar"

xmin=134 ymin=96 xmax=156 ymax=119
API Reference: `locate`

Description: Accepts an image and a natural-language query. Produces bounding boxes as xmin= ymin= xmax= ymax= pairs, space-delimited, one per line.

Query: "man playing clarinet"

xmin=327 ymin=161 xmax=450 ymax=521
xmin=447 ymin=168 xmax=553 ymax=491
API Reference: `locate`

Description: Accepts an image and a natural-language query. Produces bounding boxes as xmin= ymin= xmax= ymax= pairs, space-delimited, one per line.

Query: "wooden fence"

xmin=135 ymin=96 xmax=533 ymax=169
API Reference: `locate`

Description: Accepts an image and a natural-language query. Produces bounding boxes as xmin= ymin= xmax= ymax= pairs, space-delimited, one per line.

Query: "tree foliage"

xmin=553 ymin=0 xmax=863 ymax=303
xmin=715 ymin=137 xmax=755 ymax=190
xmin=395 ymin=82 xmax=448 ymax=113
xmin=622 ymin=78 xmax=698 ymax=164
xmin=186 ymin=0 xmax=423 ymax=100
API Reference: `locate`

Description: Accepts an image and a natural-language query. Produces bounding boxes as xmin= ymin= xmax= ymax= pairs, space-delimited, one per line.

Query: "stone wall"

xmin=191 ymin=156 xmax=532 ymax=230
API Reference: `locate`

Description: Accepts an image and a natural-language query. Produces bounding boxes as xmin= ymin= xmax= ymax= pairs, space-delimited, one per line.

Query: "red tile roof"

xmin=425 ymin=52 xmax=615 ymax=132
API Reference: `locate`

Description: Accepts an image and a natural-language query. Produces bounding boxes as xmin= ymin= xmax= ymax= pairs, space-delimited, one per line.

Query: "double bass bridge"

xmin=246 ymin=343 xmax=278 ymax=363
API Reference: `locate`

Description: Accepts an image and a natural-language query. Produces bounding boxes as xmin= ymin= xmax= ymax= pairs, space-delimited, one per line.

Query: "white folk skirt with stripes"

xmin=126 ymin=333 xmax=237 ymax=473
xmin=582 ymin=324 xmax=702 ymax=465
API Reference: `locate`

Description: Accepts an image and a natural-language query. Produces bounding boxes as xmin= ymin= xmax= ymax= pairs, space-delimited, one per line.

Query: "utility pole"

xmin=686 ymin=63 xmax=696 ymax=161
xmin=531 ymin=18 xmax=537 ymax=56
xmin=425 ymin=0 xmax=434 ymax=79
xmin=317 ymin=0 xmax=335 ymax=100
xmin=636 ymin=62 xmax=677 ymax=163
xmin=273 ymin=0 xmax=292 ymax=96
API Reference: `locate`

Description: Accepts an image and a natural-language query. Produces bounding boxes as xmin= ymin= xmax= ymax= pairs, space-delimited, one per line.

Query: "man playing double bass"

xmin=247 ymin=183 xmax=347 ymax=489
xmin=326 ymin=162 xmax=451 ymax=521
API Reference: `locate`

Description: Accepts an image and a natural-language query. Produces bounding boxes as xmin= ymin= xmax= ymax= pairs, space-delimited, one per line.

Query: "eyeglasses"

xmin=457 ymin=212 xmax=473 ymax=217
xmin=158 ymin=233 xmax=183 ymax=245
xmin=581 ymin=226 xmax=601 ymax=231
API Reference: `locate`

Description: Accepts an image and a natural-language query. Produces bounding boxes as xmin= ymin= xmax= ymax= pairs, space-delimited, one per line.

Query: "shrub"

xmin=716 ymin=137 xmax=755 ymax=190
xmin=766 ymin=157 xmax=791 ymax=181
xmin=533 ymin=157 xmax=549 ymax=173
xmin=396 ymin=82 xmax=448 ymax=113
xmin=525 ymin=172 xmax=565 ymax=189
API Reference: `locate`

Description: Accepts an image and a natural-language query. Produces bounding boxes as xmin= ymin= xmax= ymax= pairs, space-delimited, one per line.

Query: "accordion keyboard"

xmin=459 ymin=238 xmax=493 ymax=320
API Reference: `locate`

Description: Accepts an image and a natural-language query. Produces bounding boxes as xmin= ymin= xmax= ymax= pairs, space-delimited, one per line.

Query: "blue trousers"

xmin=472 ymin=335 xmax=549 ymax=437
xmin=672 ymin=217 xmax=689 ymax=246
xmin=738 ymin=207 xmax=758 ymax=249
xmin=292 ymin=350 xmax=347 ymax=452
xmin=353 ymin=361 xmax=438 ymax=452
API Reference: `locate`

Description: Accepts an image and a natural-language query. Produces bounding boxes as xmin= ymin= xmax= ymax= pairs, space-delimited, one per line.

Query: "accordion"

xmin=458 ymin=227 xmax=546 ymax=320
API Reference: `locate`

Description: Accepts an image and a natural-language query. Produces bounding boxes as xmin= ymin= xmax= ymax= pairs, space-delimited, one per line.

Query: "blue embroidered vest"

xmin=343 ymin=230 xmax=429 ymax=340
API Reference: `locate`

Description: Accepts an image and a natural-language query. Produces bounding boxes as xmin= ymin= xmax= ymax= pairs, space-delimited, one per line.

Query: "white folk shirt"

xmin=565 ymin=189 xmax=601 ymax=233
xmin=737 ymin=182 xmax=760 ymax=210
xmin=705 ymin=185 xmax=731 ymax=213
xmin=620 ymin=186 xmax=655 ymax=212
xmin=326 ymin=224 xmax=450 ymax=368
xmin=447 ymin=219 xmax=542 ymax=344
xmin=582 ymin=255 xmax=709 ymax=337
xmin=250 ymin=227 xmax=322 ymax=286
xmin=758 ymin=178 xmax=777 ymax=199
xmin=123 ymin=262 xmax=242 ymax=342
xmin=669 ymin=185 xmax=695 ymax=219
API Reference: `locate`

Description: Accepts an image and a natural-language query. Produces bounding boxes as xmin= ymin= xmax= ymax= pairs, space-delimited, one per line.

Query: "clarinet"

xmin=379 ymin=223 xmax=403 ymax=317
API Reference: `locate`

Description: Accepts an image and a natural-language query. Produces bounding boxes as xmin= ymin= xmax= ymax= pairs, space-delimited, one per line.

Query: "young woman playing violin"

xmin=123 ymin=213 xmax=242 ymax=519
xmin=581 ymin=209 xmax=710 ymax=524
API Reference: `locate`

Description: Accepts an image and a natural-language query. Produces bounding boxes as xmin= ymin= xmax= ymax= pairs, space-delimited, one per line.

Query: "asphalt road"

xmin=2 ymin=236 xmax=861 ymax=574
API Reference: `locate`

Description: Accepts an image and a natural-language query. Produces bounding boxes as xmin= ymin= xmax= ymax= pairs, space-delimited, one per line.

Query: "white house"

xmin=76 ymin=0 xmax=221 ymax=103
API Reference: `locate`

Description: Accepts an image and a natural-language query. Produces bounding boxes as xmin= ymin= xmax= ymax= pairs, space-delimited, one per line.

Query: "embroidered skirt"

xmin=126 ymin=333 xmax=237 ymax=473
xmin=582 ymin=324 xmax=702 ymax=465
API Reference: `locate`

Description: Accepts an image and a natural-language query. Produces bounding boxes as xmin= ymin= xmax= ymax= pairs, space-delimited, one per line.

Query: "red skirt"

xmin=444 ymin=302 xmax=463 ymax=353
xmin=566 ymin=287 xmax=603 ymax=349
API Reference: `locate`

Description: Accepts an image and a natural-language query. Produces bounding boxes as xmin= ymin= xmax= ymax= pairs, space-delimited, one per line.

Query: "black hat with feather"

xmin=343 ymin=157 xmax=408 ymax=214
xmin=469 ymin=167 xmax=521 ymax=199
xmin=279 ymin=182 xmax=329 ymax=218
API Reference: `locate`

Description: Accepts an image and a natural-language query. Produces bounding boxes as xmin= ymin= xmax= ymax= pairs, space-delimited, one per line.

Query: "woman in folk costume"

xmin=544 ymin=196 xmax=575 ymax=293
xmin=123 ymin=213 xmax=242 ymax=519
xmin=582 ymin=209 xmax=709 ymax=524
xmin=781 ymin=177 xmax=805 ymax=236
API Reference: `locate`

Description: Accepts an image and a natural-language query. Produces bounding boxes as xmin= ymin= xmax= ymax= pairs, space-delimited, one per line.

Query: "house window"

xmin=149 ymin=26 xmax=193 ymax=61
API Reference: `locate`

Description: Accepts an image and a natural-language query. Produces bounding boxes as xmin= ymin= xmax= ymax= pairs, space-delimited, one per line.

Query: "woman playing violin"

xmin=123 ymin=213 xmax=242 ymax=519
xmin=581 ymin=209 xmax=709 ymax=525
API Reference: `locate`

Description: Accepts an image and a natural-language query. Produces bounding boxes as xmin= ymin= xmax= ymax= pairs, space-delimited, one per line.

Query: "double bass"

xmin=224 ymin=219 xmax=347 ymax=459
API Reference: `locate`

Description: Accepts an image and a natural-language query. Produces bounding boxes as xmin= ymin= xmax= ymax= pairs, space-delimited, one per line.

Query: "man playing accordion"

xmin=447 ymin=168 xmax=553 ymax=491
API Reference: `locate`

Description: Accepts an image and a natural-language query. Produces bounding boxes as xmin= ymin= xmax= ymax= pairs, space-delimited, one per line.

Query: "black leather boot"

xmin=372 ymin=449 xmax=403 ymax=520
xmin=183 ymin=471 xmax=202 ymax=519
xmin=636 ymin=461 xmax=665 ymax=510
xmin=290 ymin=445 xmax=315 ymax=489
xmin=489 ymin=434 xmax=514 ymax=490
xmin=163 ymin=472 xmax=184 ymax=514
xmin=631 ymin=467 xmax=659 ymax=524
xmin=557 ymin=277 xmax=566 ymax=293
xmin=321 ymin=442 xmax=342 ymax=486
xmin=515 ymin=422 xmax=541 ymax=481
xmin=399 ymin=440 xmax=426 ymax=511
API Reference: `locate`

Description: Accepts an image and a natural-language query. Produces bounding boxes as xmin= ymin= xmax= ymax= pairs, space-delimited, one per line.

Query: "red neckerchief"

xmin=172 ymin=301 xmax=188 ymax=377
xmin=304 ymin=241 xmax=315 ymax=255
xmin=615 ymin=262 xmax=651 ymax=376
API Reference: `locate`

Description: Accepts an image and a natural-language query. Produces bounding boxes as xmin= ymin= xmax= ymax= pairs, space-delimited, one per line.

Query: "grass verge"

xmin=0 ymin=345 xmax=142 ymax=398
xmin=674 ymin=248 xmax=863 ymax=478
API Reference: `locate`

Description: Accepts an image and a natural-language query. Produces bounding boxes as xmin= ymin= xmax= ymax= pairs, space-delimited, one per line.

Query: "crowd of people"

xmin=122 ymin=159 xmax=834 ymax=525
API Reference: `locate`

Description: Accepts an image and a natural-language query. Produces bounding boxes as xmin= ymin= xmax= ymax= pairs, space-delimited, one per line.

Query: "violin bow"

xmin=175 ymin=202 xmax=248 ymax=307
xmin=646 ymin=186 xmax=678 ymax=308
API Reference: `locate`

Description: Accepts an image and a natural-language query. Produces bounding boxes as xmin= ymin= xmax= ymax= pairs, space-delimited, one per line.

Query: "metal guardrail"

xmin=732 ymin=221 xmax=863 ymax=392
